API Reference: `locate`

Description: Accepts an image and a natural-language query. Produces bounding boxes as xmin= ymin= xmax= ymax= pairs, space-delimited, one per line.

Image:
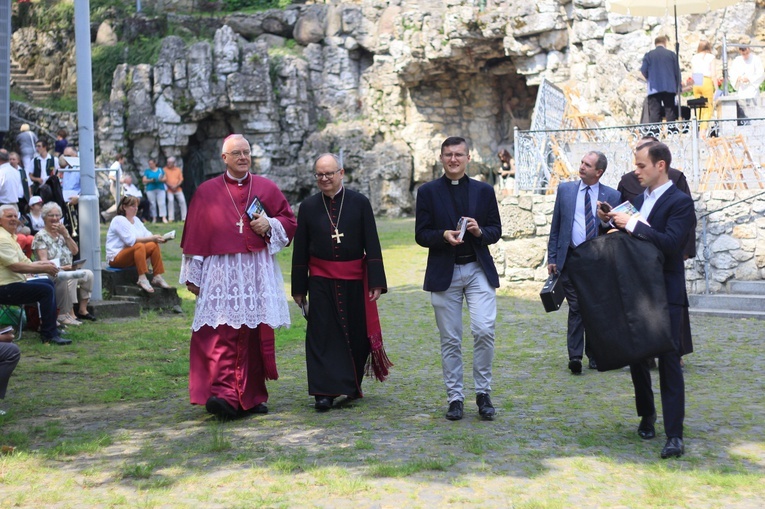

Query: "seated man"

xmin=0 ymin=204 xmax=70 ymax=345
xmin=1 ymin=328 xmax=20 ymax=414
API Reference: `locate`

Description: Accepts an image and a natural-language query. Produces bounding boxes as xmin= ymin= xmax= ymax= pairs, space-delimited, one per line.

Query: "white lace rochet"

xmin=180 ymin=217 xmax=291 ymax=332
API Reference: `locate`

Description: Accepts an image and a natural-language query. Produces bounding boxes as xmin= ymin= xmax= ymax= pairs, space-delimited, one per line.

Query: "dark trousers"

xmin=0 ymin=278 xmax=58 ymax=339
xmin=629 ymin=304 xmax=685 ymax=438
xmin=646 ymin=92 xmax=678 ymax=123
xmin=0 ymin=342 xmax=21 ymax=399
xmin=561 ymin=268 xmax=591 ymax=361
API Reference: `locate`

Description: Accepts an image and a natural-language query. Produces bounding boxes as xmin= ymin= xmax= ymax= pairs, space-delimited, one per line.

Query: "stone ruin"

xmin=11 ymin=1 xmax=765 ymax=216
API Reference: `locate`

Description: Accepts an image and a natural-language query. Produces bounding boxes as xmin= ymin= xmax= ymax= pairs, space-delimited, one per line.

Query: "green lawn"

xmin=0 ymin=217 xmax=764 ymax=508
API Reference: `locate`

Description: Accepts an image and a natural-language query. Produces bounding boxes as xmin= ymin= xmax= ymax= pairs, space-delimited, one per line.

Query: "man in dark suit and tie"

xmin=547 ymin=151 xmax=621 ymax=374
xmin=415 ymin=136 xmax=502 ymax=421
xmin=605 ymin=141 xmax=695 ymax=459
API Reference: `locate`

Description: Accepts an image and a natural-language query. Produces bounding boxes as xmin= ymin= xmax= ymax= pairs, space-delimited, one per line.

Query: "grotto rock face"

xmin=11 ymin=1 xmax=760 ymax=216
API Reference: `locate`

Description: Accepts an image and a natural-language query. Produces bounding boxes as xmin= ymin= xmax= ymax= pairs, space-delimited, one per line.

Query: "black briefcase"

xmin=540 ymin=273 xmax=565 ymax=312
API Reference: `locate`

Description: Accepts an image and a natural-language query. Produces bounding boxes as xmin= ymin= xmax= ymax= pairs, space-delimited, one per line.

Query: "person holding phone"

xmin=547 ymin=151 xmax=621 ymax=373
xmin=32 ymin=202 xmax=96 ymax=324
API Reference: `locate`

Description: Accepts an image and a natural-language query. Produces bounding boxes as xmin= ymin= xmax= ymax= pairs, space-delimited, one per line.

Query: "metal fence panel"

xmin=516 ymin=118 xmax=765 ymax=193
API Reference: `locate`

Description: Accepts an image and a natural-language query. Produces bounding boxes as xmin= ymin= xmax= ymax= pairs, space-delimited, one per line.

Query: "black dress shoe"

xmin=244 ymin=403 xmax=268 ymax=415
xmin=43 ymin=335 xmax=72 ymax=345
xmin=205 ymin=396 xmax=239 ymax=420
xmin=314 ymin=396 xmax=334 ymax=412
xmin=75 ymin=312 xmax=97 ymax=321
xmin=588 ymin=358 xmax=598 ymax=370
xmin=638 ymin=413 xmax=657 ymax=440
xmin=445 ymin=400 xmax=464 ymax=421
xmin=476 ymin=393 xmax=496 ymax=420
xmin=568 ymin=358 xmax=583 ymax=374
xmin=661 ymin=437 xmax=684 ymax=459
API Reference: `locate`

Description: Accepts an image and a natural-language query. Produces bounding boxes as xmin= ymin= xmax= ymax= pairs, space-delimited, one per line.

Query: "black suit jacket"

xmin=631 ymin=184 xmax=695 ymax=307
xmin=618 ymin=167 xmax=696 ymax=258
xmin=415 ymin=176 xmax=501 ymax=292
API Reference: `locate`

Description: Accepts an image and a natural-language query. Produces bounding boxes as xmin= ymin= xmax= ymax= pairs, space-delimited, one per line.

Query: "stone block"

xmin=733 ymin=223 xmax=757 ymax=239
xmin=500 ymin=202 xmax=536 ymax=238
xmin=710 ymin=234 xmax=740 ymax=252
xmin=735 ymin=259 xmax=761 ymax=280
xmin=504 ymin=237 xmax=547 ymax=268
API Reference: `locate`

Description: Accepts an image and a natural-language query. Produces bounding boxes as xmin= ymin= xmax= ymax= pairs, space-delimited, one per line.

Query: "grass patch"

xmin=0 ymin=219 xmax=764 ymax=506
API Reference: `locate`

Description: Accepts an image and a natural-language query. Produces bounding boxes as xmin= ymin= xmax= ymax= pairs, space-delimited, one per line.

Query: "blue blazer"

xmin=631 ymin=184 xmax=696 ymax=306
xmin=415 ymin=176 xmax=501 ymax=292
xmin=547 ymin=180 xmax=621 ymax=272
xmin=641 ymin=46 xmax=681 ymax=95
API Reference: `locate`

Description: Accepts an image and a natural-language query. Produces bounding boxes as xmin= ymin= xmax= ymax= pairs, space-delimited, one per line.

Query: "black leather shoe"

xmin=568 ymin=358 xmax=583 ymax=374
xmin=661 ymin=437 xmax=684 ymax=459
xmin=476 ymin=393 xmax=496 ymax=420
xmin=315 ymin=396 xmax=334 ymax=412
xmin=75 ymin=312 xmax=97 ymax=321
xmin=588 ymin=358 xmax=598 ymax=370
xmin=445 ymin=400 xmax=464 ymax=421
xmin=638 ymin=413 xmax=657 ymax=440
xmin=244 ymin=403 xmax=268 ymax=415
xmin=43 ymin=336 xmax=72 ymax=345
xmin=205 ymin=397 xmax=239 ymax=420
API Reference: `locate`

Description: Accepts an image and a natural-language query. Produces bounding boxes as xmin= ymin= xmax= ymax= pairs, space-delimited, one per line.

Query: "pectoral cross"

xmin=236 ymin=217 xmax=244 ymax=234
xmin=331 ymin=228 xmax=344 ymax=244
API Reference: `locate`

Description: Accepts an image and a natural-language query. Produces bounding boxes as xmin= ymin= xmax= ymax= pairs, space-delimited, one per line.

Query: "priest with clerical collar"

xmin=291 ymin=153 xmax=390 ymax=413
xmin=180 ymin=134 xmax=297 ymax=421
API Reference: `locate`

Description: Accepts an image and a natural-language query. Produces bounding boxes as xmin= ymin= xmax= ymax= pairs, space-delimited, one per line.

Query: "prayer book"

xmin=163 ymin=230 xmax=176 ymax=240
xmin=457 ymin=217 xmax=468 ymax=241
xmin=611 ymin=201 xmax=650 ymax=226
xmin=246 ymin=196 xmax=265 ymax=219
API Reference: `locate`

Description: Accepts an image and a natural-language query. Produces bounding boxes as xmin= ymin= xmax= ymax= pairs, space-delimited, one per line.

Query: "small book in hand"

xmin=246 ymin=196 xmax=266 ymax=219
xmin=163 ymin=230 xmax=176 ymax=240
xmin=457 ymin=217 xmax=468 ymax=241
xmin=72 ymin=258 xmax=87 ymax=268
xmin=611 ymin=201 xmax=650 ymax=226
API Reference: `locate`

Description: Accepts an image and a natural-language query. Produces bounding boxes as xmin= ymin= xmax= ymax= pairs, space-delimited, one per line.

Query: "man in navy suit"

xmin=605 ymin=141 xmax=695 ymax=459
xmin=642 ymin=35 xmax=682 ymax=123
xmin=547 ymin=152 xmax=621 ymax=374
xmin=415 ymin=137 xmax=502 ymax=421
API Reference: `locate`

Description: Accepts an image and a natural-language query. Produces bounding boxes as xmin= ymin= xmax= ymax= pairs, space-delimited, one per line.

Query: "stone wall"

xmin=493 ymin=190 xmax=765 ymax=293
xmin=10 ymin=1 xmax=765 ymax=221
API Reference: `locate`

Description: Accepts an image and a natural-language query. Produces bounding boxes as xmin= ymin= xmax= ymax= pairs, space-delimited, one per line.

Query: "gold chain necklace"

xmin=321 ymin=188 xmax=345 ymax=243
xmin=222 ymin=173 xmax=252 ymax=234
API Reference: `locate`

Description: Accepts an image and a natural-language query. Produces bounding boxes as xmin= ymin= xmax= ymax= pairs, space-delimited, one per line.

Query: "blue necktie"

xmin=584 ymin=186 xmax=596 ymax=241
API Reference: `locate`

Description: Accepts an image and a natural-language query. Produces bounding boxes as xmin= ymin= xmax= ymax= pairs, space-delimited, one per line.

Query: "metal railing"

xmin=514 ymin=117 xmax=765 ymax=193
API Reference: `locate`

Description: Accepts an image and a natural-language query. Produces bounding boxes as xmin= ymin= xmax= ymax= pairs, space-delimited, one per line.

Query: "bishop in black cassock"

xmin=291 ymin=154 xmax=389 ymax=412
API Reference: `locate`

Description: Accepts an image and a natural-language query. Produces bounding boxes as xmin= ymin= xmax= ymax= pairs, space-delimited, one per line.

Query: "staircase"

xmin=10 ymin=59 xmax=54 ymax=102
xmin=101 ymin=266 xmax=183 ymax=315
xmin=689 ymin=280 xmax=765 ymax=320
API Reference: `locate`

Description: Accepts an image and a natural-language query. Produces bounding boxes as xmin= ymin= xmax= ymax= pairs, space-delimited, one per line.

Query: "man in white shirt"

xmin=0 ymin=150 xmax=22 ymax=206
xmin=729 ymin=43 xmax=764 ymax=115
xmin=31 ymin=140 xmax=58 ymax=195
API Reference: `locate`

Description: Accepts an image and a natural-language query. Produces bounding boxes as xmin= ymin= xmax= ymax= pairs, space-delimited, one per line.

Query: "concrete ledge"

xmin=689 ymin=308 xmax=765 ymax=320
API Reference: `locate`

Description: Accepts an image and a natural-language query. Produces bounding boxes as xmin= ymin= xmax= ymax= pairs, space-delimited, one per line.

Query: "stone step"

xmin=689 ymin=308 xmax=765 ymax=320
xmin=728 ymin=280 xmax=765 ymax=295
xmin=114 ymin=284 xmax=183 ymax=312
xmin=688 ymin=294 xmax=765 ymax=312
xmin=88 ymin=299 xmax=141 ymax=319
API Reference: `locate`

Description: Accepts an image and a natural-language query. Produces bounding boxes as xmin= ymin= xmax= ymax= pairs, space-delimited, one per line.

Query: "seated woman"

xmin=32 ymin=202 xmax=96 ymax=325
xmin=20 ymin=196 xmax=45 ymax=236
xmin=106 ymin=196 xmax=171 ymax=293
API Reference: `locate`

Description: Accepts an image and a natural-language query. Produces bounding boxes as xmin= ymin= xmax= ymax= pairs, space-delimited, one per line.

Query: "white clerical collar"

xmin=225 ymin=171 xmax=249 ymax=185
xmin=324 ymin=185 xmax=344 ymax=198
